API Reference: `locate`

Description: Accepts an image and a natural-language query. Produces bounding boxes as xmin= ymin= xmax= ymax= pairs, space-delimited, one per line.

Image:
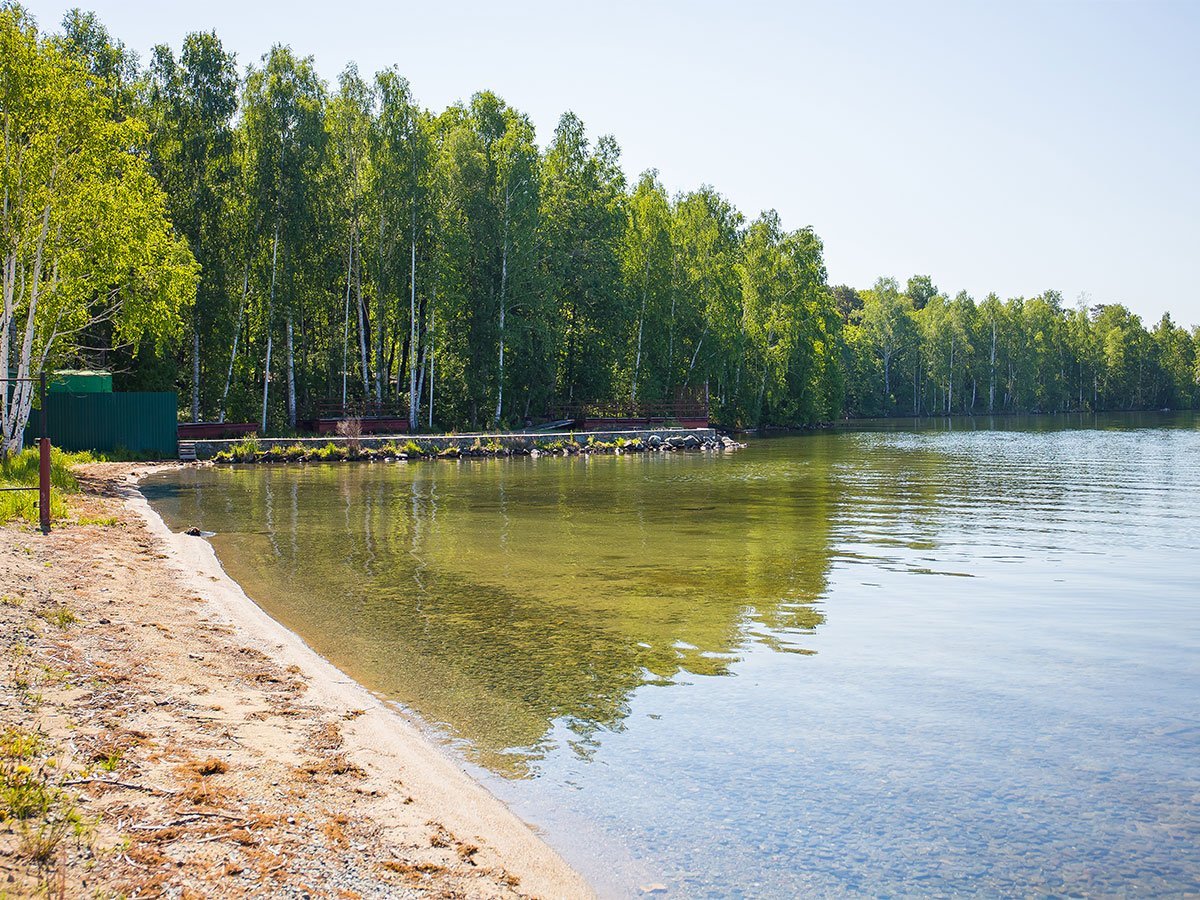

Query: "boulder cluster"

xmin=209 ymin=433 xmax=745 ymax=464
xmin=526 ymin=434 xmax=744 ymax=458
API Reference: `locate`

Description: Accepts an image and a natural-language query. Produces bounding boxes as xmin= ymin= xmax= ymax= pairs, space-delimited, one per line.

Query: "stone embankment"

xmin=199 ymin=428 xmax=743 ymax=464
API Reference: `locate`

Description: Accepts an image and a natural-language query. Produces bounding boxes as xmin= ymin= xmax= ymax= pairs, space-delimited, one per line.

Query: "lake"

xmin=143 ymin=413 xmax=1200 ymax=897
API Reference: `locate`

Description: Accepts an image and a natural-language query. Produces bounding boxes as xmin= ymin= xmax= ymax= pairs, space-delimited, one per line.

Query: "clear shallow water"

xmin=144 ymin=413 xmax=1200 ymax=897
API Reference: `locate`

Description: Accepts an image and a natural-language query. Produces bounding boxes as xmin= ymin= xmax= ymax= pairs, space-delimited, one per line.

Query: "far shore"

xmin=0 ymin=463 xmax=593 ymax=898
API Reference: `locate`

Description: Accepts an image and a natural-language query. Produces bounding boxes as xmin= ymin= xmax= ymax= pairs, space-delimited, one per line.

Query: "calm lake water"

xmin=143 ymin=413 xmax=1200 ymax=897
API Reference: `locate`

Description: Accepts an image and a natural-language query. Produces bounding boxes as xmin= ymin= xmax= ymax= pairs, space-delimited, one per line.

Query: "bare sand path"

xmin=0 ymin=463 xmax=592 ymax=899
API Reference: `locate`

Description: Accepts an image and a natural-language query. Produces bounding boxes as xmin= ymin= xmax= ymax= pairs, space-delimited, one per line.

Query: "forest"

xmin=3 ymin=5 xmax=1198 ymax=453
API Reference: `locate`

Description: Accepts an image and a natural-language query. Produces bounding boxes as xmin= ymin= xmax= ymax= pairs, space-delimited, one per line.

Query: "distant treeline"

xmin=12 ymin=8 xmax=1200 ymax=434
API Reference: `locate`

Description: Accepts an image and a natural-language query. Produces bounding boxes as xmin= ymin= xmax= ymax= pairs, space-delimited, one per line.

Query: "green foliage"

xmin=0 ymin=6 xmax=197 ymax=455
xmin=840 ymin=283 xmax=1200 ymax=417
xmin=0 ymin=448 xmax=82 ymax=493
xmin=0 ymin=447 xmax=82 ymax=524
xmin=5 ymin=8 xmax=1194 ymax=438
xmin=146 ymin=28 xmax=240 ymax=421
xmin=315 ymin=442 xmax=347 ymax=461
xmin=223 ymin=435 xmax=260 ymax=462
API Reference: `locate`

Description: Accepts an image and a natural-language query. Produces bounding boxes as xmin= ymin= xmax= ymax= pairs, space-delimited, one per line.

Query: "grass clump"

xmin=38 ymin=606 xmax=77 ymax=630
xmin=0 ymin=447 xmax=84 ymax=493
xmin=228 ymin=435 xmax=261 ymax=462
xmin=0 ymin=447 xmax=82 ymax=525
xmin=0 ymin=728 xmax=91 ymax=866
xmin=313 ymin=442 xmax=347 ymax=461
xmin=400 ymin=439 xmax=438 ymax=458
xmin=75 ymin=514 xmax=118 ymax=527
xmin=96 ymin=750 xmax=121 ymax=773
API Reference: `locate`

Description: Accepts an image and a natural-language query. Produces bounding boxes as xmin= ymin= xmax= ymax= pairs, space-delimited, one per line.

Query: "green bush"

xmin=314 ymin=443 xmax=346 ymax=461
xmin=228 ymin=435 xmax=261 ymax=462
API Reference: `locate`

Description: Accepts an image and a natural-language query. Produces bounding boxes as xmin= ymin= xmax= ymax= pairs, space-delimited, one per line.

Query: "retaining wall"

xmin=191 ymin=427 xmax=719 ymax=461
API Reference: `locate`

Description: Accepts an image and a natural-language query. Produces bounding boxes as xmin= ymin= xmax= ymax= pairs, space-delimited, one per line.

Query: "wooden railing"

xmin=305 ymin=400 xmax=409 ymax=421
xmin=548 ymin=389 xmax=708 ymax=426
xmin=301 ymin=400 xmax=411 ymax=435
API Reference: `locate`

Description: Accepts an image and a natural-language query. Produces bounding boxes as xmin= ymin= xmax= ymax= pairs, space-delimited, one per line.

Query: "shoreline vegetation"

xmin=0 ymin=463 xmax=592 ymax=898
xmin=210 ymin=431 xmax=744 ymax=464
xmin=3 ymin=7 xmax=1198 ymax=459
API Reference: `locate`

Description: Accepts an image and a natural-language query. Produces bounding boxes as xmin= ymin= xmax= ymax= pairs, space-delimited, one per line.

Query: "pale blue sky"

xmin=26 ymin=0 xmax=1200 ymax=325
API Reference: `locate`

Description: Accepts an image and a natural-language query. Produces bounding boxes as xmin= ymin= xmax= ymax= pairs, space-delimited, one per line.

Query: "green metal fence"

xmin=27 ymin=392 xmax=177 ymax=457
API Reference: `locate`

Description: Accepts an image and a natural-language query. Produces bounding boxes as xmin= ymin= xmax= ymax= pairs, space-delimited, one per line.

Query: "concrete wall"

xmin=192 ymin=427 xmax=719 ymax=461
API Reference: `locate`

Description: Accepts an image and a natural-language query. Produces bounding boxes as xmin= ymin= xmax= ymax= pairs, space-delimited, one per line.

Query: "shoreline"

xmin=0 ymin=464 xmax=593 ymax=898
xmin=127 ymin=469 xmax=595 ymax=898
xmin=191 ymin=427 xmax=736 ymax=462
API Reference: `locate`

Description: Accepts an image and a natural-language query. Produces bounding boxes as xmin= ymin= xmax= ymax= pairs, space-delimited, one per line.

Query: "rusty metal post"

xmin=38 ymin=437 xmax=50 ymax=534
xmin=38 ymin=372 xmax=50 ymax=534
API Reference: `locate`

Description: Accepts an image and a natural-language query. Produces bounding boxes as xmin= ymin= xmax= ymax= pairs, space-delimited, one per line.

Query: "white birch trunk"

xmin=687 ymin=326 xmax=708 ymax=384
xmin=375 ymin=213 xmax=385 ymax=403
xmin=408 ymin=208 xmax=418 ymax=430
xmin=493 ymin=185 xmax=510 ymax=428
xmin=192 ymin=326 xmax=200 ymax=423
xmin=355 ymin=231 xmax=369 ymax=392
xmin=261 ymin=221 xmax=280 ymax=434
xmin=3 ymin=204 xmax=52 ymax=456
xmin=428 ymin=290 xmax=435 ymax=429
xmin=342 ymin=236 xmax=353 ymax=408
xmin=286 ymin=311 xmax=296 ymax=429
xmin=631 ymin=255 xmax=648 ymax=404
xmin=948 ymin=334 xmax=955 ymax=413
xmin=219 ymin=262 xmax=249 ymax=424
xmin=989 ymin=321 xmax=996 ymax=413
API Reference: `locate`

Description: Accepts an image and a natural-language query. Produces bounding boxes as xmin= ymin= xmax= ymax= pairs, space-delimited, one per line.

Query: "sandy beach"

xmin=0 ymin=463 xmax=592 ymax=899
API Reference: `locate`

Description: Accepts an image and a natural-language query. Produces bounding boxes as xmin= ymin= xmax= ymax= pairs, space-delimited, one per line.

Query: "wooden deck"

xmin=178 ymin=422 xmax=258 ymax=440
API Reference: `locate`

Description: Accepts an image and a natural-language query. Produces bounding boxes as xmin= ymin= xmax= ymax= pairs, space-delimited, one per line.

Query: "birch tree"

xmin=327 ymin=65 xmax=373 ymax=405
xmin=241 ymin=45 xmax=325 ymax=431
xmin=478 ymin=95 xmax=538 ymax=428
xmin=859 ymin=277 xmax=911 ymax=410
xmin=621 ymin=171 xmax=672 ymax=405
xmin=147 ymin=30 xmax=238 ymax=423
xmin=0 ymin=6 xmax=196 ymax=455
